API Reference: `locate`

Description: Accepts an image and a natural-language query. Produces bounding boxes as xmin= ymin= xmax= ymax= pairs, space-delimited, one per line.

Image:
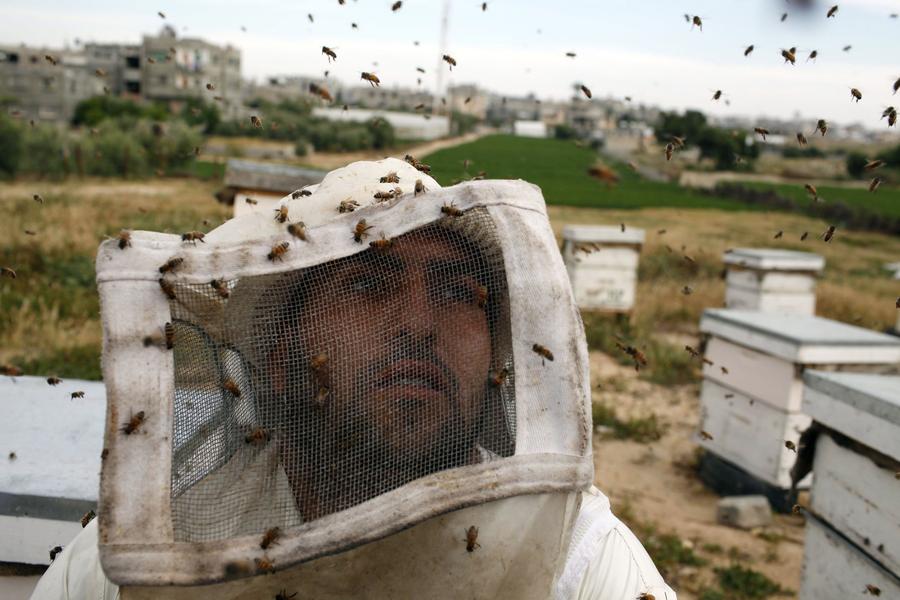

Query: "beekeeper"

xmin=31 ymin=158 xmax=674 ymax=600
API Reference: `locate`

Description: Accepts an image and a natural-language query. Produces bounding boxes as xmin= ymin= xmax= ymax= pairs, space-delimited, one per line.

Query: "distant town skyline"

xmin=2 ymin=0 xmax=900 ymax=132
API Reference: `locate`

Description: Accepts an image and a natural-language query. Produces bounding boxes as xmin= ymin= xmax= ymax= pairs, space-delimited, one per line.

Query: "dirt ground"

xmin=589 ymin=350 xmax=807 ymax=599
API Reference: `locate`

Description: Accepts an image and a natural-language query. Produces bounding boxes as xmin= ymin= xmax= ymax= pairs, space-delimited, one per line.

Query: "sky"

xmin=2 ymin=0 xmax=900 ymax=130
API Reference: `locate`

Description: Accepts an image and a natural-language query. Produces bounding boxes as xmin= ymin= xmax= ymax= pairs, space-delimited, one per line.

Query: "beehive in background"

xmin=723 ymin=248 xmax=824 ymax=316
xmin=219 ymin=159 xmax=326 ymax=218
xmin=799 ymin=371 xmax=900 ymax=600
xmin=696 ymin=309 xmax=900 ymax=511
xmin=561 ymin=225 xmax=644 ymax=313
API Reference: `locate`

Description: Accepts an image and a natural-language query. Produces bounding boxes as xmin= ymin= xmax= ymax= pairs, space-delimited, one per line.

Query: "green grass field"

xmin=733 ymin=180 xmax=900 ymax=220
xmin=423 ymin=134 xmax=746 ymax=211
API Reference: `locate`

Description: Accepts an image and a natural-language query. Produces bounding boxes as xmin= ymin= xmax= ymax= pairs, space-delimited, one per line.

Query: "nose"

xmin=394 ymin=266 xmax=438 ymax=344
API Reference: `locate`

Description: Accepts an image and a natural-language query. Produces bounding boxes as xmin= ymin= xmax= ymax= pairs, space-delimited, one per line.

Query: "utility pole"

xmin=433 ymin=0 xmax=450 ymax=115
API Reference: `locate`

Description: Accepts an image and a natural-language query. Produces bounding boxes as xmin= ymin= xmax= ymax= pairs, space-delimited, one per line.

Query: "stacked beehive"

xmin=723 ymin=248 xmax=824 ymax=316
xmin=697 ymin=309 xmax=900 ymax=510
xmin=799 ymin=371 xmax=899 ymax=599
xmin=561 ymin=225 xmax=644 ymax=313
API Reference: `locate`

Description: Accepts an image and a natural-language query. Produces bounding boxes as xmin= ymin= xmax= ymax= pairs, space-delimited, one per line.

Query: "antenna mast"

xmin=434 ymin=0 xmax=451 ymax=115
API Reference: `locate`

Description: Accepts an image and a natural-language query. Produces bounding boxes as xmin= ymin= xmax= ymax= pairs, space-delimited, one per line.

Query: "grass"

xmin=423 ymin=134 xmax=749 ymax=211
xmin=699 ymin=564 xmax=792 ymax=600
xmin=735 ymin=180 xmax=900 ymax=220
xmin=591 ymin=402 xmax=668 ymax=443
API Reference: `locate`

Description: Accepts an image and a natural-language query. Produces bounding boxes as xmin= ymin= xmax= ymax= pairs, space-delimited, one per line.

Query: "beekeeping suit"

xmin=31 ymin=158 xmax=674 ymax=600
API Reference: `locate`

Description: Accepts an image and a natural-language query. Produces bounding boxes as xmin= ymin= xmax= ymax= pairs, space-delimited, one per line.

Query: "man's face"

xmin=293 ymin=227 xmax=493 ymax=468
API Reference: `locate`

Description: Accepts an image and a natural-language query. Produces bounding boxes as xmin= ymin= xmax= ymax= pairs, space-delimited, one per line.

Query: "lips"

xmin=377 ymin=360 xmax=449 ymax=394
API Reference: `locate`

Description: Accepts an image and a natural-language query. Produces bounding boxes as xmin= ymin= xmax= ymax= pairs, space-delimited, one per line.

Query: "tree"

xmin=0 ymin=115 xmax=22 ymax=177
xmin=846 ymin=152 xmax=868 ymax=178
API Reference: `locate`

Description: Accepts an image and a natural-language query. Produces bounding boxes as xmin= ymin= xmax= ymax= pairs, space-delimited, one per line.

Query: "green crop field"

xmin=423 ymin=134 xmax=748 ymax=211
xmin=733 ymin=180 xmax=900 ymax=220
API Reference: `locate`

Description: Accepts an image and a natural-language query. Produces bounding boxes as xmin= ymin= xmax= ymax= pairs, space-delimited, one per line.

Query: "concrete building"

xmin=0 ymin=44 xmax=104 ymax=122
xmin=83 ymin=42 xmax=142 ymax=97
xmin=447 ymin=84 xmax=488 ymax=119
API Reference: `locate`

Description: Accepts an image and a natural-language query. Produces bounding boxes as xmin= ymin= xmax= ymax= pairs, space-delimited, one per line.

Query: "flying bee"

xmin=665 ymin=143 xmax=674 ymax=161
xmin=113 ymin=229 xmax=132 ymax=249
xmin=287 ymin=223 xmax=307 ymax=241
xmin=781 ymin=12 xmax=788 ymax=22
xmin=754 ymin=127 xmax=769 ymax=140
xmin=159 ymin=278 xmax=176 ymax=300
xmin=816 ymin=119 xmax=828 ymax=136
xmin=380 ymin=171 xmax=399 ymax=183
xmin=122 ymin=411 xmax=146 ymax=435
xmin=339 ymin=199 xmax=360 ymax=213
xmin=353 ymin=219 xmax=373 ymax=243
xmin=1 ymin=266 xmax=16 ymax=279
xmin=774 ymin=230 xmax=784 ymax=239
xmin=712 ymin=90 xmax=723 ymax=101
xmin=181 ymin=231 xmax=205 ymax=244
xmin=360 ymin=72 xmax=380 ymax=87
xmin=322 ymin=46 xmax=337 ymax=62
xmin=580 ymin=85 xmax=592 ymax=99
xmin=670 ymin=135 xmax=686 ymax=149
xmin=441 ymin=203 xmax=463 ymax=217
xmin=615 ymin=341 xmax=648 ymax=371
xmin=391 ymin=1 xmax=402 ymax=10
xmin=865 ymin=159 xmax=885 ymax=170
xmin=796 ymin=132 xmax=808 ymax=146
xmin=404 ymin=154 xmax=431 ymax=173
xmin=488 ymin=368 xmax=509 ymax=387
xmin=47 ymin=376 xmax=61 ymax=386
xmin=309 ymin=83 xmax=333 ymax=102
xmin=260 ymin=527 xmax=281 ymax=550
xmin=274 ymin=205 xmax=289 ymax=223
xmin=80 ymin=510 xmax=95 ymax=528
xmin=442 ymin=54 xmax=457 ymax=70
xmin=801 ymin=231 xmax=809 ymax=241
xmin=482 ymin=2 xmax=487 ymax=10
xmin=827 ymin=5 xmax=838 ymax=18
xmin=33 ymin=193 xmax=44 ymax=204
xmin=71 ymin=391 xmax=85 ymax=399
xmin=159 ymin=257 xmax=184 ymax=274
xmin=416 ymin=67 xmax=426 ymax=74
xmin=807 ymin=50 xmax=818 ymax=62
xmin=369 ymin=233 xmax=393 ymax=252
xmin=223 ymin=378 xmax=241 ymax=397
xmin=804 ymin=184 xmax=818 ymax=201
xmin=691 ymin=15 xmax=703 ymax=31
xmin=850 ymin=88 xmax=862 ymax=102
xmin=164 ymin=322 xmax=175 ymax=349
xmin=822 ymin=225 xmax=836 ymax=242
xmin=276 ymin=591 xmax=298 ymax=600
xmin=268 ymin=241 xmax=290 ymax=261
xmin=307 ymin=13 xmax=314 ymax=22
xmin=781 ymin=49 xmax=796 ymax=65
xmin=565 ymin=52 xmax=576 ymax=58
xmin=255 ymin=557 xmax=275 ymax=574
xmin=464 ymin=526 xmax=481 ymax=552
xmin=681 ymin=285 xmax=693 ymax=295
xmin=245 ymin=427 xmax=270 ymax=445
xmin=414 ymin=179 xmax=426 ymax=196
xmin=699 ymin=430 xmax=714 ymax=441
xmin=49 ymin=546 xmax=63 ymax=561
xmin=532 ymin=343 xmax=554 ymax=363
xmin=44 ymin=54 xmax=58 ymax=66
xmin=785 ymin=440 xmax=797 ymax=452
xmin=868 ymin=177 xmax=883 ymax=192
xmin=744 ymin=45 xmax=754 ymax=57
xmin=864 ymin=585 xmax=881 ymax=596
xmin=205 ymin=82 xmax=215 ymax=91
xmin=893 ymin=77 xmax=900 ymax=95
xmin=210 ymin=278 xmax=230 ymax=299
xmin=250 ymin=115 xmax=262 ymax=128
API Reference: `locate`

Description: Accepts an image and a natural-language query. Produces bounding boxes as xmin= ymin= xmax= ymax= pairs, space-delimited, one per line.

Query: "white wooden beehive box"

xmin=802 ymin=371 xmax=900 ymax=577
xmin=561 ymin=225 xmax=644 ymax=312
xmin=698 ymin=309 xmax=900 ymax=489
xmin=723 ymin=248 xmax=824 ymax=316
xmin=0 ymin=376 xmax=106 ymax=565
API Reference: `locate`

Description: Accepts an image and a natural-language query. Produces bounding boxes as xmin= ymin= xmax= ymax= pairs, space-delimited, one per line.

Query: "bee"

xmin=361 ymin=72 xmax=380 ymax=87
xmin=796 ymin=132 xmax=808 ymax=146
xmin=442 ymin=54 xmax=457 ymax=70
xmin=822 ymin=225 xmax=836 ymax=242
xmin=894 ymin=77 xmax=900 ymax=95
xmin=112 ymin=229 xmax=133 ymax=250
xmin=33 ymin=193 xmax=44 ymax=204
xmin=46 ymin=376 xmax=61 ymax=386
xmin=670 ymin=135 xmax=685 ymax=149
xmin=274 ymin=205 xmax=289 ymax=223
xmin=744 ymin=45 xmax=754 ymax=57
xmin=804 ymin=184 xmax=818 ymax=201
xmin=532 ymin=343 xmax=554 ymax=363
xmin=391 ymin=1 xmax=402 ymax=10
xmin=287 ymin=223 xmax=307 ymax=241
xmin=157 ymin=10 xmax=165 ymax=18
xmin=245 ymin=427 xmax=270 ymax=446
xmin=44 ymin=54 xmax=58 ymax=66
xmin=780 ymin=12 xmax=788 ymax=22
xmin=791 ymin=504 xmax=805 ymax=514
xmin=475 ymin=284 xmax=488 ymax=307
xmin=720 ymin=366 xmax=729 ymax=375
xmin=414 ymin=179 xmax=427 ymax=196
xmin=889 ymin=109 xmax=897 ymax=127
xmin=276 ymin=590 xmax=298 ymax=600
xmin=754 ymin=127 xmax=769 ymax=140
xmin=309 ymin=83 xmax=333 ymax=103
xmin=685 ymin=345 xmax=703 ymax=360
xmin=339 ymin=199 xmax=360 ymax=213
xmin=785 ymin=440 xmax=797 ymax=452
xmin=801 ymin=231 xmax=809 ymax=241
xmin=210 ymin=278 xmax=230 ymax=299
xmin=464 ymin=526 xmax=481 ymax=552
xmin=712 ymin=90 xmax=723 ymax=101
xmin=691 ymin=15 xmax=703 ymax=31
xmin=580 ymin=85 xmax=592 ymax=99
xmin=71 ymin=391 xmax=85 ymax=399
xmin=699 ymin=430 xmax=714 ymax=441
xmin=250 ymin=115 xmax=262 ymax=128
xmin=488 ymin=368 xmax=509 ymax=387
xmin=665 ymin=143 xmax=674 ymax=161
xmin=348 ymin=219 xmax=373 ymax=244
xmin=1 ymin=266 xmax=16 ymax=279
xmin=8 ymin=452 xmax=16 ymax=460
xmin=159 ymin=257 xmax=184 ymax=274
xmin=292 ymin=189 xmax=312 ymax=199
xmin=380 ymin=171 xmax=400 ymax=184
xmin=807 ymin=50 xmax=818 ymax=62
xmin=816 ymin=119 xmax=828 ymax=136
xmin=565 ymin=52 xmax=576 ymax=58
xmin=657 ymin=229 xmax=667 ymax=235
xmin=827 ymin=5 xmax=838 ymax=18
xmin=223 ymin=378 xmax=241 ymax=397
xmin=683 ymin=254 xmax=696 ymax=264
xmin=24 ymin=230 xmax=36 ymax=236
xmin=49 ymin=546 xmax=63 ymax=561
xmin=868 ymin=177 xmax=883 ymax=192
xmin=181 ymin=231 xmax=205 ymax=244
xmin=850 ymin=88 xmax=862 ymax=102
xmin=122 ymin=411 xmax=146 ymax=435
xmin=404 ymin=154 xmax=431 ymax=173
xmin=482 ymin=2 xmax=487 ymax=10
xmin=441 ymin=203 xmax=463 ymax=217
xmin=204 ymin=82 xmax=215 ymax=91
xmin=322 ymin=46 xmax=337 ymax=62
xmin=373 ymin=190 xmax=396 ymax=201
xmin=352 ymin=22 xmax=358 ymax=29
xmin=681 ymin=285 xmax=693 ymax=295
xmin=81 ymin=510 xmax=96 ymax=528
xmin=255 ymin=557 xmax=275 ymax=574
xmin=307 ymin=13 xmax=314 ymax=23
xmin=781 ymin=49 xmax=796 ymax=65
xmin=159 ymin=278 xmax=176 ymax=300
xmin=101 ymin=448 xmax=109 ymax=460
xmin=1 ymin=364 xmax=23 ymax=376
xmin=94 ymin=68 xmax=107 ymax=77
xmin=864 ymin=584 xmax=881 ymax=596
xmin=268 ymin=241 xmax=290 ymax=261
xmin=615 ymin=341 xmax=648 ymax=371
xmin=260 ymin=527 xmax=281 ymax=550
xmin=637 ymin=594 xmax=656 ymax=600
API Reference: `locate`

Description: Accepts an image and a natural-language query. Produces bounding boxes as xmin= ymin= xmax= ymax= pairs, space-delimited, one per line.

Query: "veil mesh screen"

xmin=168 ymin=209 xmax=516 ymax=542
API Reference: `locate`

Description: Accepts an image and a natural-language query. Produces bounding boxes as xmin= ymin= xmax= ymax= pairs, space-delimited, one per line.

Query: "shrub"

xmin=846 ymin=152 xmax=868 ymax=178
xmin=18 ymin=124 xmax=68 ymax=179
xmin=0 ymin=114 xmax=22 ymax=177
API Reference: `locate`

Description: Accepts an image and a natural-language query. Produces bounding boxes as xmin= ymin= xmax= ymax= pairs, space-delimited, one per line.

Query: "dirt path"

xmin=589 ymin=351 xmax=805 ymax=599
